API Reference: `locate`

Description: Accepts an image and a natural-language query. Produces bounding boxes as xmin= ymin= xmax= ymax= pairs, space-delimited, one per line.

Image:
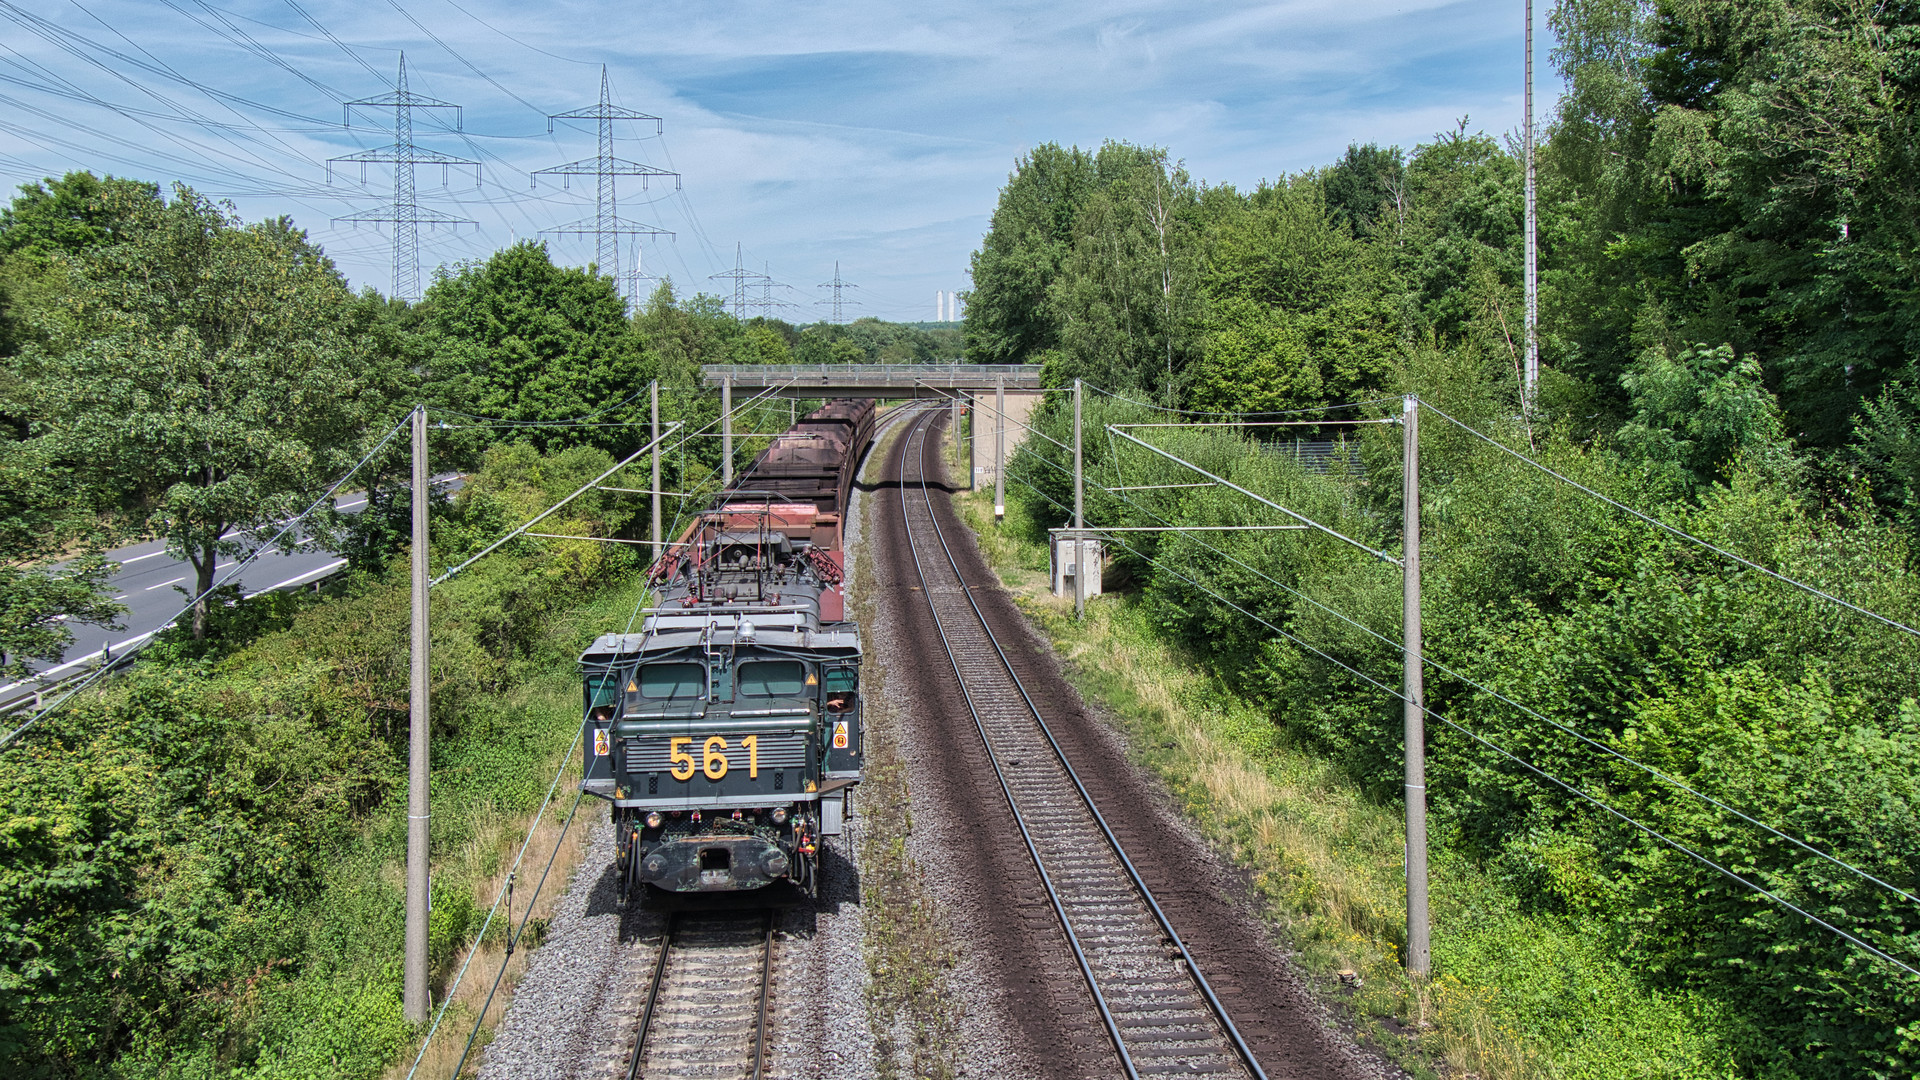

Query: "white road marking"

xmin=117 ymin=550 xmax=167 ymax=564
xmin=145 ymin=577 xmax=184 ymax=590
xmin=335 ymin=498 xmax=367 ymax=510
xmin=0 ymin=631 xmax=159 ymax=695
xmin=245 ymin=559 xmax=348 ymax=598
xmin=3 ymin=561 xmax=350 ymax=701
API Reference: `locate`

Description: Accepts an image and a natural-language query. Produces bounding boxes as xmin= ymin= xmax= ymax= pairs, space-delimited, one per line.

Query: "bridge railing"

xmin=700 ymin=363 xmax=1044 ymax=389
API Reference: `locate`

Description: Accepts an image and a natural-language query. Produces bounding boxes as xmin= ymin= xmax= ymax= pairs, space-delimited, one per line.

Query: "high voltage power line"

xmin=535 ymin=67 xmax=677 ymax=306
xmin=818 ymin=260 xmax=858 ymax=322
xmin=329 ymin=53 xmax=478 ymax=303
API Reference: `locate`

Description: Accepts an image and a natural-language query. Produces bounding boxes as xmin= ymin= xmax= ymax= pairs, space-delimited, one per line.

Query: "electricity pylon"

xmin=817 ymin=261 xmax=858 ymax=323
xmin=751 ymin=262 xmax=798 ymax=319
xmin=330 ymin=53 xmax=479 ymax=303
xmin=711 ymin=243 xmax=771 ymax=320
xmin=535 ymin=67 xmax=679 ymax=304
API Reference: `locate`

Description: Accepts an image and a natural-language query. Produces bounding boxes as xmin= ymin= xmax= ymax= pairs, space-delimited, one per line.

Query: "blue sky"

xmin=0 ymin=1 xmax=1559 ymax=322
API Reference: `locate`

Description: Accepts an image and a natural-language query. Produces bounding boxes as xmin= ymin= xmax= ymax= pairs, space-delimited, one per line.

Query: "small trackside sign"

xmin=831 ymin=721 xmax=849 ymax=749
xmin=594 ymin=727 xmax=610 ymax=757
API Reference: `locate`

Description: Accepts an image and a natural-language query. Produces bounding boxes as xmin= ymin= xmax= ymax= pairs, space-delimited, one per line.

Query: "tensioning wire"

xmin=1419 ymin=398 xmax=1920 ymax=641
xmin=1048 ymin=431 xmax=1920 ymax=910
xmin=998 ymin=470 xmax=1920 ymax=977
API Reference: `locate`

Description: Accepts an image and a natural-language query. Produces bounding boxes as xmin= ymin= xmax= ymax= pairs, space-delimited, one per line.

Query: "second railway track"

xmin=897 ymin=410 xmax=1267 ymax=1080
xmin=625 ymin=911 xmax=775 ymax=1080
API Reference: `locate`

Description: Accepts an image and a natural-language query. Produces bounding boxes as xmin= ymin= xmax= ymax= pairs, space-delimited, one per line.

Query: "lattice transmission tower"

xmin=536 ymin=67 xmax=679 ymax=305
xmin=329 ymin=54 xmax=479 ymax=302
xmin=710 ymin=243 xmax=772 ymax=320
xmin=751 ymin=263 xmax=798 ymax=319
xmin=817 ymin=261 xmax=858 ymax=323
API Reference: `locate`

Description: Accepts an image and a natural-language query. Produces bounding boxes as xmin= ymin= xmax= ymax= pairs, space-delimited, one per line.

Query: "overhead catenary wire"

xmin=995 ymin=468 xmax=1920 ymax=977
xmin=1008 ymin=406 xmax=1920 ymax=912
xmin=1084 ymin=381 xmax=1402 ymax=419
xmin=1419 ymin=398 xmax=1920 ymax=642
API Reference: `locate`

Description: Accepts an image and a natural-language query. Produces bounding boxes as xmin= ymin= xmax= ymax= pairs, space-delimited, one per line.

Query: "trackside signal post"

xmin=650 ymin=381 xmax=662 ymax=553
xmin=995 ymin=377 xmax=1006 ymax=523
xmin=1402 ymin=395 xmax=1430 ymax=976
xmin=405 ymin=404 xmax=430 ymax=1022
xmin=722 ymin=373 xmax=734 ymax=485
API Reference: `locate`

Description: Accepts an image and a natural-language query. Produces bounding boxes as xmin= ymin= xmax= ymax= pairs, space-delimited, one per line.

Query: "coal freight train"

xmin=578 ymin=399 xmax=877 ymax=899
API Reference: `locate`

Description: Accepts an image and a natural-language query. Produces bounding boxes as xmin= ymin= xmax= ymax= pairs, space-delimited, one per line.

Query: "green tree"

xmin=1322 ymin=142 xmax=1407 ymax=238
xmin=1048 ymin=143 xmax=1206 ymax=400
xmin=1188 ymin=178 xmax=1398 ymax=412
xmin=23 ymin=185 xmax=386 ymax=639
xmin=0 ymin=439 xmax=119 ymax=677
xmin=424 ymin=241 xmax=649 ymax=449
xmin=964 ymin=143 xmax=1100 ymax=364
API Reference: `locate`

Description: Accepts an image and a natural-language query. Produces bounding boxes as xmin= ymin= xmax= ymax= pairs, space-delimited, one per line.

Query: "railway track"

xmin=896 ymin=412 xmax=1268 ymax=1079
xmin=624 ymin=911 xmax=775 ymax=1080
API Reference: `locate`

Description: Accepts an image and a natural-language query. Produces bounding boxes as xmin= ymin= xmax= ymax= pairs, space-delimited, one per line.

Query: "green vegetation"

xmin=962 ymin=5 xmax=1920 ymax=1077
xmin=962 ymin=484 xmax=1754 ymax=1080
xmin=0 ymin=172 xmax=951 ymax=1076
xmin=0 ymin=442 xmax=643 ymax=1077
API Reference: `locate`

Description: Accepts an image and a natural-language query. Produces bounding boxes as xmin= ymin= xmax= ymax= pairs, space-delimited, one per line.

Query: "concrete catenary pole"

xmin=1073 ymin=379 xmax=1085 ymax=620
xmin=721 ymin=373 xmax=734 ymax=487
xmin=405 ymin=404 xmax=431 ymax=1022
xmin=994 ymin=377 xmax=1006 ymax=524
xmin=1523 ymin=0 xmax=1539 ymax=400
xmin=1402 ymin=395 xmax=1430 ymax=977
xmin=650 ymin=380 xmax=661 ymax=556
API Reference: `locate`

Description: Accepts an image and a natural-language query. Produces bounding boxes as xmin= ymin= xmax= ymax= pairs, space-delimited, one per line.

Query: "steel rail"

xmin=895 ymin=410 xmax=1142 ymax=1080
xmin=902 ymin=407 xmax=1267 ymax=1076
xmin=625 ymin=912 xmax=676 ymax=1080
xmin=623 ymin=909 xmax=777 ymax=1080
xmin=751 ymin=911 xmax=774 ymax=1080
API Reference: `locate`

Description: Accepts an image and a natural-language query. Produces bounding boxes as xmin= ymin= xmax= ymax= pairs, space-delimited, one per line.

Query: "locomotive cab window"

xmin=638 ymin=663 xmax=705 ymax=700
xmin=824 ymin=667 xmax=857 ymax=713
xmin=737 ymin=660 xmax=806 ymax=697
xmin=586 ymin=673 xmax=621 ymax=708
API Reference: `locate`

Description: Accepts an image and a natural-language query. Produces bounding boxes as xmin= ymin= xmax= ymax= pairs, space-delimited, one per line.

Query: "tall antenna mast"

xmin=330 ymin=54 xmax=479 ymax=302
xmin=535 ymin=67 xmax=680 ymax=304
xmin=1523 ymin=0 xmax=1539 ymax=400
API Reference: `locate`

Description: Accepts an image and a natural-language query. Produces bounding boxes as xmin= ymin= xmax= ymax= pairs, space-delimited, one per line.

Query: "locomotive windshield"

xmin=638 ymin=663 xmax=705 ymax=699
xmin=737 ymin=660 xmax=807 ymax=697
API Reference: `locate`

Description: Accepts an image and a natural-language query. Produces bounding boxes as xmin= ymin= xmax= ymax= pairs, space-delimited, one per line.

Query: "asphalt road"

xmin=1 ymin=478 xmax=462 ymax=707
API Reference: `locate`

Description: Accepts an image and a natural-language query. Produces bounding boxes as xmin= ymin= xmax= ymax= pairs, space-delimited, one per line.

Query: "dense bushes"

xmin=1007 ymin=375 xmax=1920 ymax=1076
xmin=0 ymin=442 xmax=644 ymax=1077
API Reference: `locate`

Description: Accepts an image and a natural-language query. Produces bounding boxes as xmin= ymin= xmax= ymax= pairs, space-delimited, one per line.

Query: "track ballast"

xmin=896 ymin=410 xmax=1266 ymax=1079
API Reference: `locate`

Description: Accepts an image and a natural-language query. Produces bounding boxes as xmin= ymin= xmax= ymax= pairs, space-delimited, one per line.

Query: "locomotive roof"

xmin=580 ymin=613 xmax=860 ymax=667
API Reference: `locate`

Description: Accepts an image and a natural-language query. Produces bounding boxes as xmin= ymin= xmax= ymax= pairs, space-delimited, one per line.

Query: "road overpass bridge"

xmin=699 ymin=363 xmax=1043 ymax=398
xmin=699 ymin=364 xmax=1045 ymax=495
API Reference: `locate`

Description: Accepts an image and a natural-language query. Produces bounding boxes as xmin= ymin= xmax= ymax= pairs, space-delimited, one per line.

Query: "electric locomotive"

xmin=578 ymin=399 xmax=875 ymax=899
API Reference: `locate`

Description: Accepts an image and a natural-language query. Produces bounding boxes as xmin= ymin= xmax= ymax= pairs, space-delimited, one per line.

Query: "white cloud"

xmin=0 ymin=0 xmax=1560 ymax=317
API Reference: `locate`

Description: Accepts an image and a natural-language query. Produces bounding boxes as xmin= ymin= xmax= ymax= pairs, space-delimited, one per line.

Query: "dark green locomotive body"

xmin=580 ymin=399 xmax=874 ymax=899
xmin=579 ymin=597 xmax=862 ymax=895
